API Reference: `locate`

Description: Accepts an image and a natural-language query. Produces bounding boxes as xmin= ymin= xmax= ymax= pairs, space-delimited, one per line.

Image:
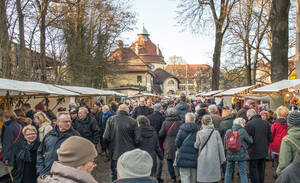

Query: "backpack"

xmin=226 ymin=130 xmax=242 ymax=152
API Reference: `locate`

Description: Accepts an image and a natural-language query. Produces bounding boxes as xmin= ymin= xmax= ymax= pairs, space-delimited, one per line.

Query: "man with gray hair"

xmin=208 ymin=104 xmax=222 ymax=129
xmin=73 ymin=107 xmax=100 ymax=145
xmin=245 ymin=109 xmax=272 ymax=183
xmin=36 ymin=112 xmax=80 ymax=175
xmin=147 ymin=103 xmax=165 ymax=182
xmin=132 ymin=97 xmax=152 ymax=119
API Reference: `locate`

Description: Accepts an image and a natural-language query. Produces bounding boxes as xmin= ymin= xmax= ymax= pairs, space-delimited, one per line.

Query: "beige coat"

xmin=37 ymin=162 xmax=98 ymax=183
xmin=38 ymin=123 xmax=53 ymax=142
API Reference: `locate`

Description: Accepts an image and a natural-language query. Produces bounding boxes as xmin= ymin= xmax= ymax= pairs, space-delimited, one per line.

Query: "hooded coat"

xmin=37 ymin=162 xmax=98 ymax=183
xmin=138 ymin=124 xmax=163 ymax=175
xmin=175 ymin=101 xmax=192 ymax=121
xmin=269 ymin=118 xmax=288 ymax=154
xmin=175 ymin=123 xmax=198 ymax=168
xmin=276 ymin=126 xmax=300 ymax=174
xmin=159 ymin=114 xmax=183 ymax=160
xmin=275 ymin=152 xmax=300 ymax=183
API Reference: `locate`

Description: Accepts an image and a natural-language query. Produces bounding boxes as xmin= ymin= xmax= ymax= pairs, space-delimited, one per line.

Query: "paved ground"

xmin=93 ymin=155 xmax=276 ymax=183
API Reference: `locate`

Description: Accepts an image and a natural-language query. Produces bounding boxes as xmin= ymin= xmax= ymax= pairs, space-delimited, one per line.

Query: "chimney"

xmin=156 ymin=44 xmax=160 ymax=55
xmin=135 ymin=43 xmax=139 ymax=55
xmin=118 ymin=40 xmax=123 ymax=48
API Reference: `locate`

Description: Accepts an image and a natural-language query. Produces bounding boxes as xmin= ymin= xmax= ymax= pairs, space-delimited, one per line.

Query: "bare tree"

xmin=0 ymin=0 xmax=12 ymax=78
xmin=270 ymin=0 xmax=290 ymax=82
xmin=177 ymin=0 xmax=239 ymax=90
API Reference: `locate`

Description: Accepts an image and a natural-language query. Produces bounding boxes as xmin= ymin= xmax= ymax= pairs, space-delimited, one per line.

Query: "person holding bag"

xmin=159 ymin=108 xmax=183 ymax=183
xmin=175 ymin=113 xmax=198 ymax=183
xmin=194 ymin=115 xmax=225 ymax=183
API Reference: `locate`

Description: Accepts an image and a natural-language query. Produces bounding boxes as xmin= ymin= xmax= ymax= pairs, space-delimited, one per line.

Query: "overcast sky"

xmin=121 ymin=0 xmax=215 ymax=65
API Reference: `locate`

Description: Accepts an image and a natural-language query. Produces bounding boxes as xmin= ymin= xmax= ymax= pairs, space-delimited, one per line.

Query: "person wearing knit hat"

xmin=113 ymin=149 xmax=158 ymax=183
xmin=37 ymin=136 xmax=98 ymax=183
xmin=277 ymin=111 xmax=300 ymax=174
xmin=35 ymin=102 xmax=45 ymax=112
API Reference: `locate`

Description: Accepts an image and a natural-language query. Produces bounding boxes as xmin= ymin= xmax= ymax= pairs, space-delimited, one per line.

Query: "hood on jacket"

xmin=288 ymin=126 xmax=300 ymax=140
xmin=140 ymin=125 xmax=155 ymax=138
xmin=232 ymin=124 xmax=243 ymax=131
xmin=38 ymin=161 xmax=98 ymax=183
xmin=180 ymin=123 xmax=198 ymax=133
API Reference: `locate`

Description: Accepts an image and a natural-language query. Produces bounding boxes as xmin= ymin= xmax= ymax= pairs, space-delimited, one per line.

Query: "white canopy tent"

xmin=215 ymin=85 xmax=255 ymax=97
xmin=56 ymin=85 xmax=111 ymax=96
xmin=197 ymin=90 xmax=224 ymax=97
xmin=0 ymin=78 xmax=79 ymax=96
xmin=252 ymin=79 xmax=300 ymax=93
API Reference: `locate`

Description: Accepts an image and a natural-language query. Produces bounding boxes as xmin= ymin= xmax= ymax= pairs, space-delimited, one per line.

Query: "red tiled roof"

xmin=165 ymin=64 xmax=212 ymax=79
xmin=129 ymin=34 xmax=165 ymax=64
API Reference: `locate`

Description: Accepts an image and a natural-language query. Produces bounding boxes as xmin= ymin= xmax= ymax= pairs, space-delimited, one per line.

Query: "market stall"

xmin=215 ymin=85 xmax=258 ymax=108
xmin=252 ymin=79 xmax=300 ymax=110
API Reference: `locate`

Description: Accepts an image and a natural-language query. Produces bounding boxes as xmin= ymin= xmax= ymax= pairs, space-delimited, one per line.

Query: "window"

xmin=167 ymin=80 xmax=175 ymax=86
xmin=137 ymin=76 xmax=142 ymax=83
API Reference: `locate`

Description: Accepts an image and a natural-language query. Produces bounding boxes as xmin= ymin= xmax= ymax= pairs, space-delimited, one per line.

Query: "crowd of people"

xmin=0 ymin=93 xmax=299 ymax=183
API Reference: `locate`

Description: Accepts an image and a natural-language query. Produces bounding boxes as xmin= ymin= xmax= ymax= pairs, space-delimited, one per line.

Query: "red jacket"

xmin=269 ymin=118 xmax=288 ymax=154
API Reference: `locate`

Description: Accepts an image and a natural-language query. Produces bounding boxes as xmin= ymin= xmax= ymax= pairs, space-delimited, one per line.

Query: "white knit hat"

xmin=117 ymin=149 xmax=153 ymax=179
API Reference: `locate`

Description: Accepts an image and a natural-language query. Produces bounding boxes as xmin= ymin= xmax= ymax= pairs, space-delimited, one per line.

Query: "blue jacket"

xmin=175 ymin=123 xmax=198 ymax=168
xmin=175 ymin=101 xmax=191 ymax=121
xmin=36 ymin=126 xmax=79 ymax=175
xmin=225 ymin=124 xmax=253 ymax=162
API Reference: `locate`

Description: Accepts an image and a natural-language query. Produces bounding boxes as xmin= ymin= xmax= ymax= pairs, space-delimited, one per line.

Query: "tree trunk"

xmin=270 ymin=0 xmax=290 ymax=82
xmin=296 ymin=0 xmax=300 ymax=79
xmin=212 ymin=28 xmax=223 ymax=90
xmin=16 ymin=0 xmax=27 ymax=80
xmin=0 ymin=0 xmax=11 ymax=78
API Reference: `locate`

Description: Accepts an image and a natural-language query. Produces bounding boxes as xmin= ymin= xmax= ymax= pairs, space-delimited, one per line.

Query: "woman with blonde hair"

xmin=269 ymin=106 xmax=289 ymax=178
xmin=12 ymin=125 xmax=39 ymax=183
xmin=34 ymin=112 xmax=53 ymax=142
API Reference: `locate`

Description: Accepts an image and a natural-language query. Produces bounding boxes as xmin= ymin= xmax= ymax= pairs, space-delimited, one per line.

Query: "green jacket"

xmin=277 ymin=126 xmax=300 ymax=174
xmin=218 ymin=116 xmax=234 ymax=140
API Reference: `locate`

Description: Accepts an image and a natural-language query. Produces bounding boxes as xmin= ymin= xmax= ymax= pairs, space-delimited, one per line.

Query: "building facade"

xmin=107 ymin=26 xmax=179 ymax=96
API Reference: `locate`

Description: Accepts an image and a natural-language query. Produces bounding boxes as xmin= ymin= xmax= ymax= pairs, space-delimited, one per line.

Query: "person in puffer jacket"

xmin=175 ymin=113 xmax=198 ymax=183
xmin=137 ymin=116 xmax=163 ymax=177
xmin=224 ymin=118 xmax=253 ymax=183
xmin=269 ymin=106 xmax=289 ymax=178
xmin=175 ymin=93 xmax=191 ymax=121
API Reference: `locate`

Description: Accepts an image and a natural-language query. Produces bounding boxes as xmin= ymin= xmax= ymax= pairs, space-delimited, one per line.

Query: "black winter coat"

xmin=175 ymin=123 xmax=198 ymax=168
xmin=275 ymin=151 xmax=300 ymax=183
xmin=159 ymin=115 xmax=183 ymax=160
xmin=147 ymin=111 xmax=165 ymax=134
xmin=138 ymin=125 xmax=163 ymax=175
xmin=103 ymin=110 xmax=141 ymax=160
xmin=245 ymin=115 xmax=272 ymax=159
xmin=36 ymin=126 xmax=79 ymax=175
xmin=2 ymin=119 xmax=24 ymax=166
xmin=94 ymin=111 xmax=103 ymax=129
xmin=113 ymin=177 xmax=158 ymax=183
xmin=12 ymin=139 xmax=40 ymax=183
xmin=132 ymin=106 xmax=152 ymax=119
xmin=73 ymin=115 xmax=101 ymax=144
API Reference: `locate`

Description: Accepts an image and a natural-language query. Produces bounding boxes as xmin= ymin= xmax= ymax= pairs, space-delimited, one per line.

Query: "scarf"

xmin=103 ymin=111 xmax=111 ymax=120
xmin=18 ymin=140 xmax=37 ymax=162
